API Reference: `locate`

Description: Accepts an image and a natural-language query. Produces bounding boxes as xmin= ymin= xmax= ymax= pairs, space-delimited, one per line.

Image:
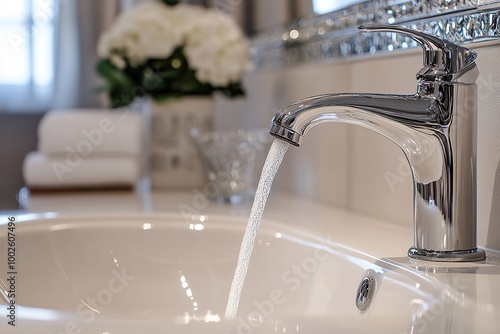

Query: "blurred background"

xmin=0 ymin=0 xmax=351 ymax=208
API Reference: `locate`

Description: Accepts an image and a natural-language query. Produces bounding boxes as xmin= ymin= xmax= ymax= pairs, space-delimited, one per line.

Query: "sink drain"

xmin=356 ymin=275 xmax=376 ymax=312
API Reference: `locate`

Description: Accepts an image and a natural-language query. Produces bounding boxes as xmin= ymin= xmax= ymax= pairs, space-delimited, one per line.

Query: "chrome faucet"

xmin=269 ymin=25 xmax=486 ymax=262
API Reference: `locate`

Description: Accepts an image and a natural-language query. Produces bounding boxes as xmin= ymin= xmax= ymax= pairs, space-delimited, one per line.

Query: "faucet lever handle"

xmin=358 ymin=24 xmax=477 ymax=80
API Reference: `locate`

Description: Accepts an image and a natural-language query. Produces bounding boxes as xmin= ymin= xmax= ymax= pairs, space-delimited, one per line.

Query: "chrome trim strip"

xmin=250 ymin=1 xmax=500 ymax=69
xmin=408 ymin=247 xmax=487 ymax=262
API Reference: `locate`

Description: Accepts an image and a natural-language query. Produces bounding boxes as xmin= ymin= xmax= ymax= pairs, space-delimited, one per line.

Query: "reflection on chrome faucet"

xmin=269 ymin=25 xmax=485 ymax=262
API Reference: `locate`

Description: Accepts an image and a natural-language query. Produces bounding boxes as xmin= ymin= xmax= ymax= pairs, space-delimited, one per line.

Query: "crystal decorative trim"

xmin=250 ymin=1 xmax=500 ymax=69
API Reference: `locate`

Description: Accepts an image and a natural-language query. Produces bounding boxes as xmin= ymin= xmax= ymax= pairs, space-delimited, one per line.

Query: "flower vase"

xmin=149 ymin=97 xmax=213 ymax=188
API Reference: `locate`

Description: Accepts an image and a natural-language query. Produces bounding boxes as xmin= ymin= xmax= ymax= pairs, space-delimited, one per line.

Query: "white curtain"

xmin=54 ymin=0 xmax=121 ymax=109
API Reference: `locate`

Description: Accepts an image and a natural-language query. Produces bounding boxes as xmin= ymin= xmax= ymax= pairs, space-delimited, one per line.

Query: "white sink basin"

xmin=1 ymin=212 xmax=499 ymax=333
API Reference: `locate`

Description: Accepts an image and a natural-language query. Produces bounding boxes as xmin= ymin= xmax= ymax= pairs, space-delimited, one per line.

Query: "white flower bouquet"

xmin=96 ymin=1 xmax=251 ymax=107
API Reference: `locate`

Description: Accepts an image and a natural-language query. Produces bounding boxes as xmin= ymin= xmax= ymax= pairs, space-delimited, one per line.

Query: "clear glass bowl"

xmin=191 ymin=128 xmax=272 ymax=204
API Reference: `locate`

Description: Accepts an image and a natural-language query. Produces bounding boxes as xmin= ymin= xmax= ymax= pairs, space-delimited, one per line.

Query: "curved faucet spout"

xmin=271 ymin=93 xmax=445 ymax=185
xmin=270 ymin=93 xmax=439 ymax=147
xmin=269 ymin=86 xmax=485 ymax=262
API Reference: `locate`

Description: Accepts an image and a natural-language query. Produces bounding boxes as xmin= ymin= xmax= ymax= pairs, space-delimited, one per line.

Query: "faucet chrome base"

xmin=408 ymin=247 xmax=486 ymax=262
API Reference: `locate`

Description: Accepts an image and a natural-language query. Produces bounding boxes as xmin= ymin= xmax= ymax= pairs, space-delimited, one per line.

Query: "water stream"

xmin=224 ymin=138 xmax=290 ymax=320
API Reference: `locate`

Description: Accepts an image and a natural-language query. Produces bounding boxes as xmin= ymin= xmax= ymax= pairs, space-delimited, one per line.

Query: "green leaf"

xmin=96 ymin=60 xmax=139 ymax=108
xmin=218 ymin=82 xmax=245 ymax=98
xmin=96 ymin=60 xmax=130 ymax=85
xmin=142 ymin=66 xmax=167 ymax=92
xmin=161 ymin=0 xmax=180 ymax=6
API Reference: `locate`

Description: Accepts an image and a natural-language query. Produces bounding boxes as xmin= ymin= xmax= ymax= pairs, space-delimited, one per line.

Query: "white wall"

xmin=214 ymin=42 xmax=500 ymax=251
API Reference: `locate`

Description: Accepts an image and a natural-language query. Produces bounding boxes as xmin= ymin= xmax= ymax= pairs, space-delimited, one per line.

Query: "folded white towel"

xmin=22 ymin=151 xmax=141 ymax=189
xmin=38 ymin=109 xmax=143 ymax=156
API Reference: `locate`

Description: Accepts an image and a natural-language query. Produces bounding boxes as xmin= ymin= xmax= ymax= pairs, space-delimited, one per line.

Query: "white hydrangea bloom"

xmin=184 ymin=10 xmax=251 ymax=86
xmin=97 ymin=3 xmax=250 ymax=86
xmin=98 ymin=3 xmax=183 ymax=66
xmin=167 ymin=4 xmax=206 ymax=37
